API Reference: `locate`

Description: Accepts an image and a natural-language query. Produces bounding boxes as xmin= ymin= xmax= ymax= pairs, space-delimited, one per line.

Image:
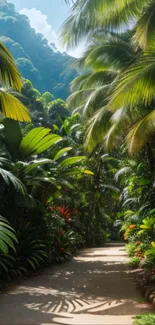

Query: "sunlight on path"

xmin=0 ymin=245 xmax=152 ymax=325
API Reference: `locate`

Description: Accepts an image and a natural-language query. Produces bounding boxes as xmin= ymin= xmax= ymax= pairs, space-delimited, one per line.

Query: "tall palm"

xmin=63 ymin=0 xmax=155 ymax=156
xmin=0 ymin=42 xmax=30 ymax=122
xmin=62 ymin=0 xmax=145 ymax=46
xmin=67 ymin=32 xmax=140 ymax=151
xmin=62 ymin=0 xmax=155 ymax=50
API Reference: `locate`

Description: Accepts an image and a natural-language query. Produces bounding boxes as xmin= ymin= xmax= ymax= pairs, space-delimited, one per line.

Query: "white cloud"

xmin=19 ymin=7 xmax=84 ymax=58
xmin=20 ymin=8 xmax=60 ymax=49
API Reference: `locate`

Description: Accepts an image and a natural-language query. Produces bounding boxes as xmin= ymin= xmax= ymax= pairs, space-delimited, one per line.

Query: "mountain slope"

xmin=0 ymin=1 xmax=77 ymax=99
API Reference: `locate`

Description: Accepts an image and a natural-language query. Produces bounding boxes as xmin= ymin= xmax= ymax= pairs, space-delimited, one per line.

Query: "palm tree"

xmin=61 ymin=0 xmax=154 ymax=50
xmin=67 ymin=32 xmax=140 ymax=151
xmin=62 ymin=0 xmax=155 ymax=158
xmin=0 ymin=42 xmax=31 ymax=122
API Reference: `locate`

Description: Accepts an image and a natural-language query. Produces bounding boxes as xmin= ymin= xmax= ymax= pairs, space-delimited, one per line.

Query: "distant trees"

xmin=0 ymin=1 xmax=77 ymax=99
xmin=19 ymin=79 xmax=70 ymax=128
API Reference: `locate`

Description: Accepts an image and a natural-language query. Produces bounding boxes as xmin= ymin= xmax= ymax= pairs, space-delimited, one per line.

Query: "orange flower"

xmin=129 ymin=224 xmax=136 ymax=230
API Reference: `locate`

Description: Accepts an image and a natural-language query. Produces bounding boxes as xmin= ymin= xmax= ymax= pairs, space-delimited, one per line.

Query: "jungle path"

xmin=0 ymin=244 xmax=153 ymax=325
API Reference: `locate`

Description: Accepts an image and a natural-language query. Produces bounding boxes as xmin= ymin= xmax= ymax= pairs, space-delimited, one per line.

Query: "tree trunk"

xmin=146 ymin=143 xmax=154 ymax=173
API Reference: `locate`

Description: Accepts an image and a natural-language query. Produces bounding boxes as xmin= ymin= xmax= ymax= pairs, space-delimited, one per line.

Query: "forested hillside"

xmin=0 ymin=1 xmax=77 ymax=99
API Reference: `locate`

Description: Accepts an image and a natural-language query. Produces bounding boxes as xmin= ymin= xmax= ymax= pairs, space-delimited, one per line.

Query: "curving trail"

xmin=0 ymin=244 xmax=152 ymax=325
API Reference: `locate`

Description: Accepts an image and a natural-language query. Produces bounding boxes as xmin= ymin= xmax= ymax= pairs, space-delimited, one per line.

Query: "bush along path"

xmin=0 ymin=244 xmax=153 ymax=325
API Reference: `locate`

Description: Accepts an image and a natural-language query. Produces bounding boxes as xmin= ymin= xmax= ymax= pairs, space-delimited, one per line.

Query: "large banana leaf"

xmin=0 ymin=89 xmax=31 ymax=122
xmin=19 ymin=127 xmax=62 ymax=159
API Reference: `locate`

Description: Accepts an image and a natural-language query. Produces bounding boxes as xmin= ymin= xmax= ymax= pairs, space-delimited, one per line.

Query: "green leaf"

xmin=0 ymin=232 xmax=16 ymax=252
xmin=62 ymin=167 xmax=83 ymax=176
xmin=2 ymin=118 xmax=22 ymax=161
xmin=23 ymin=159 xmax=54 ymax=174
xmin=0 ymin=239 xmax=8 ymax=254
xmin=0 ymin=216 xmax=17 ymax=254
xmin=25 ymin=176 xmax=58 ymax=187
xmin=54 ymin=147 xmax=72 ymax=160
xmin=60 ymin=156 xmax=85 ymax=168
xmin=19 ymin=127 xmax=62 ymax=159
xmin=0 ymin=168 xmax=26 ymax=194
xmin=0 ymin=89 xmax=31 ymax=122
xmin=83 ymin=169 xmax=94 ymax=175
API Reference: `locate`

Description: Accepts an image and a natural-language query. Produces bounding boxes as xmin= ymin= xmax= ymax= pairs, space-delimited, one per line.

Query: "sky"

xmin=10 ymin=0 xmax=83 ymax=57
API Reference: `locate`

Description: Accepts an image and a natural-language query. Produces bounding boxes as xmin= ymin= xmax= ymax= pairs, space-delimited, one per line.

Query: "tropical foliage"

xmin=2 ymin=0 xmax=155 ymax=296
xmin=60 ymin=0 xmax=155 ymax=292
xmin=0 ymin=36 xmax=119 ymax=281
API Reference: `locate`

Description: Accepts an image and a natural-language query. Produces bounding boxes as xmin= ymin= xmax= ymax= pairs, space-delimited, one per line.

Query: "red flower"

xmin=58 ymin=206 xmax=70 ymax=218
xmin=60 ymin=247 xmax=64 ymax=252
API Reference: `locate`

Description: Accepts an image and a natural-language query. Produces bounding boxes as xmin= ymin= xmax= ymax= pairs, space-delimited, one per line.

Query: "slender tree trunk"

xmin=85 ymin=159 xmax=102 ymax=246
xmin=146 ymin=143 xmax=154 ymax=173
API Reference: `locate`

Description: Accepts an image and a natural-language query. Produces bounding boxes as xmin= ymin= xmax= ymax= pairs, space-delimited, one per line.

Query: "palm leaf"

xmin=134 ymin=0 xmax=155 ymax=49
xmin=0 ymin=167 xmax=27 ymax=194
xmin=0 ymin=216 xmax=17 ymax=254
xmin=61 ymin=0 xmax=145 ymax=47
xmin=109 ymin=51 xmax=155 ymax=110
xmin=0 ymin=89 xmax=31 ymax=122
xmin=85 ymin=106 xmax=112 ymax=151
xmin=0 ymin=42 xmax=22 ymax=91
xmin=127 ymin=110 xmax=155 ymax=155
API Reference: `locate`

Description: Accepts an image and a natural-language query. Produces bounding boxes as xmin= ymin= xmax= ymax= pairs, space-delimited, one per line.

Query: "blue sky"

xmin=11 ymin=0 xmax=69 ymax=31
xmin=10 ymin=0 xmax=83 ymax=57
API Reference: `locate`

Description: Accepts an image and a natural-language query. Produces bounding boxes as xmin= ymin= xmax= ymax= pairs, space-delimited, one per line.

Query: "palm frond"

xmin=85 ymin=106 xmax=111 ymax=151
xmin=109 ymin=51 xmax=155 ymax=110
xmin=134 ymin=0 xmax=155 ymax=49
xmin=0 ymin=42 xmax=22 ymax=91
xmin=0 ymin=167 xmax=26 ymax=194
xmin=67 ymin=88 xmax=94 ymax=110
xmin=61 ymin=0 xmax=146 ymax=47
xmin=0 ymin=216 xmax=17 ymax=254
xmin=115 ymin=167 xmax=133 ymax=181
xmin=85 ymin=35 xmax=136 ymax=71
xmin=127 ymin=110 xmax=155 ymax=155
xmin=0 ymin=89 xmax=31 ymax=122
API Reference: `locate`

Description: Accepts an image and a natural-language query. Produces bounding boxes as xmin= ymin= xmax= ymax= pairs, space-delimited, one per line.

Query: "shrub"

xmin=126 ymin=243 xmax=137 ymax=257
xmin=133 ymin=314 xmax=155 ymax=325
xmin=129 ymin=256 xmax=140 ymax=269
xmin=53 ymin=230 xmax=80 ymax=263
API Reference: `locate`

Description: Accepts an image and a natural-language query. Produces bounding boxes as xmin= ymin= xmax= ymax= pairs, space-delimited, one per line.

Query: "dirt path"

xmin=0 ymin=244 xmax=153 ymax=325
